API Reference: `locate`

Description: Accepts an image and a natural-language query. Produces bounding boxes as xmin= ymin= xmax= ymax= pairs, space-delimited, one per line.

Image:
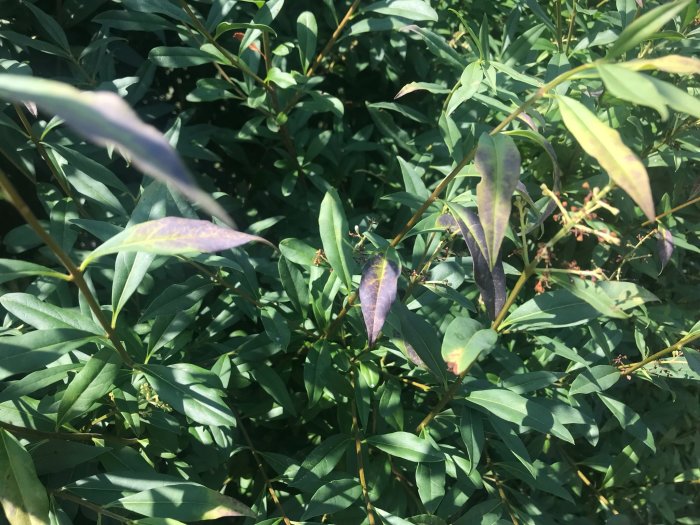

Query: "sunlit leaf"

xmin=141 ymin=364 xmax=235 ymax=427
xmin=606 ymin=0 xmax=691 ymax=59
xmin=359 ymin=255 xmax=400 ymax=346
xmin=621 ymin=54 xmax=700 ymax=74
xmin=367 ymin=432 xmax=444 ymax=462
xmin=108 ymin=483 xmax=254 ymax=520
xmin=557 ymin=95 xmax=655 ymax=220
xmin=0 ymin=429 xmax=50 ymax=525
xmin=441 ymin=317 xmax=497 ymax=375
xmin=0 ymin=74 xmax=230 ymax=223
xmin=474 ymin=132 xmax=522 ymax=269
xmin=297 ymin=11 xmax=317 ymax=74
xmin=318 ymin=189 xmax=357 ymax=291
xmin=57 ymin=347 xmax=122 ymax=426
xmin=82 ymin=217 xmax=272 ymax=268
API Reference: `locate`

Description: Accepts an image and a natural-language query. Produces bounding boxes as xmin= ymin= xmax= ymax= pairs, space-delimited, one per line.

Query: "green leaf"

xmin=397 ymin=307 xmax=450 ymax=385
xmin=416 ymin=461 xmax=446 ymax=513
xmin=214 ymin=22 xmax=277 ymax=40
xmin=475 ymin=132 xmax=522 ymax=269
xmin=304 ymin=341 xmax=332 ymax=408
xmin=446 ymin=62 xmax=483 ymax=116
xmin=606 ymin=0 xmax=691 ymax=59
xmin=0 ymin=329 xmax=100 ymax=381
xmin=557 ymin=94 xmax=654 ymax=220
xmin=297 ymin=11 xmax=317 ymax=74
xmin=367 ymin=432 xmax=443 ymax=462
xmin=148 ymin=46 xmax=220 ymax=68
xmin=301 ymin=478 xmax=362 ymax=520
xmin=645 ymin=75 xmax=700 ymax=118
xmin=500 ymin=289 xmax=599 ymax=331
xmin=57 ymin=347 xmax=122 ymax=426
xmin=0 ymin=364 xmax=80 ymax=403
xmin=364 ymin=0 xmax=438 ymax=21
xmin=0 ymin=259 xmax=66 ymax=285
xmin=108 ymin=483 xmax=254 ymax=520
xmin=0 ymin=293 xmax=103 ymax=334
xmin=569 ymin=365 xmax=620 ymax=396
xmin=318 ymin=189 xmax=357 ymax=291
xmin=597 ymin=393 xmax=655 ymax=451
xmin=465 ymin=388 xmax=574 ymax=443
xmin=459 ymin=406 xmax=484 ymax=473
xmin=278 ymin=238 xmax=319 ymax=266
xmin=0 ymin=429 xmax=50 ymax=525
xmin=279 ymin=256 xmax=309 ymax=316
xmin=0 ymin=74 xmax=230 ymax=223
xmin=112 ymin=252 xmax=156 ymax=326
xmin=598 ymin=64 xmax=669 ymax=119
xmin=142 ymin=364 xmax=236 ymax=427
xmin=249 ymin=365 xmax=297 ymax=416
xmin=441 ymin=317 xmax=497 ymax=375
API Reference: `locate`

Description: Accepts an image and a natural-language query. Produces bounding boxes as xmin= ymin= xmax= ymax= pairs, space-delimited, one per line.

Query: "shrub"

xmin=0 ymin=1 xmax=699 ymax=524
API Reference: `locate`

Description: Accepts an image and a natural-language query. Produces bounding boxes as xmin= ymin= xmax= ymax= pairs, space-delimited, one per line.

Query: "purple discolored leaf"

xmin=0 ymin=74 xmax=230 ymax=224
xmin=359 ymin=255 xmax=400 ymax=346
xmin=475 ymin=132 xmax=522 ymax=269
xmin=82 ymin=217 xmax=273 ymax=268
xmin=446 ymin=205 xmax=506 ymax=320
xmin=656 ymin=227 xmax=674 ymax=273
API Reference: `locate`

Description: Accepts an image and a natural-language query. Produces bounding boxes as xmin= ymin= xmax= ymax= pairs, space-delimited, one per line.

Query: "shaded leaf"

xmin=83 ymin=217 xmax=272 ymax=268
xmin=0 ymin=259 xmax=66 ymax=285
xmin=359 ymin=255 xmax=400 ymax=346
xmin=0 ymin=74 xmax=230 ymax=223
xmin=597 ymin=393 xmax=655 ymax=451
xmin=598 ymin=64 xmax=669 ymax=119
xmin=557 ymin=95 xmax=654 ymax=220
xmin=0 ymin=429 xmax=50 ymax=525
xmin=474 ymin=133 xmax=522 ymax=269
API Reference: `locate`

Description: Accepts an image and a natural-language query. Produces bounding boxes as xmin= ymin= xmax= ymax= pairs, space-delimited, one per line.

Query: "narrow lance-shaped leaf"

xmin=82 ymin=217 xmax=273 ymax=269
xmin=0 ymin=74 xmax=230 ymax=224
xmin=297 ymin=11 xmax=317 ymax=74
xmin=441 ymin=206 xmax=506 ymax=320
xmin=606 ymin=0 xmax=691 ymax=59
xmin=318 ymin=190 xmax=357 ymax=291
xmin=557 ymin=95 xmax=655 ymax=220
xmin=475 ymin=132 xmax=522 ymax=269
xmin=359 ymin=255 xmax=400 ymax=346
xmin=0 ymin=429 xmax=50 ymax=525
xmin=657 ymin=227 xmax=674 ymax=273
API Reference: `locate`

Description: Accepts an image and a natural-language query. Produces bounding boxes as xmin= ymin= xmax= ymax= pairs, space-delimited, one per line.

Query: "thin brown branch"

xmin=621 ymin=332 xmax=700 ymax=375
xmin=351 ymin=369 xmax=377 ymax=525
xmin=0 ymin=167 xmax=134 ymax=366
xmin=230 ymin=405 xmax=291 ymax=525
xmin=0 ymin=421 xmax=139 ymax=445
xmin=307 ymin=0 xmax=362 ymax=78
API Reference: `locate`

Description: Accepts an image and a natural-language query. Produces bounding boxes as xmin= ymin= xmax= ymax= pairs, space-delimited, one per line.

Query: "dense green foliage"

xmin=0 ymin=1 xmax=699 ymax=524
